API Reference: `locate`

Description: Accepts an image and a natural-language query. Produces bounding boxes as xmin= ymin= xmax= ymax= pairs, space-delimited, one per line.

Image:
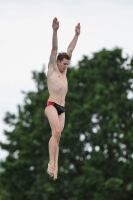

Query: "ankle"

xmin=49 ymin=161 xmax=54 ymax=166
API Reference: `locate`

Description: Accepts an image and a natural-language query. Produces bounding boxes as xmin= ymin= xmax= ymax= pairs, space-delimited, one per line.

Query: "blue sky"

xmin=0 ymin=0 xmax=133 ymax=159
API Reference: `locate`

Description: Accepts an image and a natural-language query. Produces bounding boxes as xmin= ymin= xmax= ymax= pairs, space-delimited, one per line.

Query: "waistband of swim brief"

xmin=46 ymin=101 xmax=54 ymax=106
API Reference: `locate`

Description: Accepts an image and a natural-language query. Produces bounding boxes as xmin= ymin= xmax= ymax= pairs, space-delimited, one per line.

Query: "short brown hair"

xmin=57 ymin=52 xmax=71 ymax=61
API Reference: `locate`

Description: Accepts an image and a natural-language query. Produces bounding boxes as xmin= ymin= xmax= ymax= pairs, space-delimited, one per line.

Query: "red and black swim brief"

xmin=45 ymin=101 xmax=65 ymax=115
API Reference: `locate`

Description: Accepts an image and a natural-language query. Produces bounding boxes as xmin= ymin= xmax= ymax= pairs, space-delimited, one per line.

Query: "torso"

xmin=47 ymin=66 xmax=68 ymax=106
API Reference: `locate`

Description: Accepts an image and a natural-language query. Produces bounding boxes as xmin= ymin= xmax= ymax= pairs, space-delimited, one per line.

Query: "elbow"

xmin=67 ymin=48 xmax=72 ymax=57
xmin=67 ymin=47 xmax=72 ymax=53
xmin=52 ymin=46 xmax=58 ymax=50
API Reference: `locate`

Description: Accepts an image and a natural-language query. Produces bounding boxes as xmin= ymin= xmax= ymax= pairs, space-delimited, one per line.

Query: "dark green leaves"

xmin=1 ymin=48 xmax=133 ymax=200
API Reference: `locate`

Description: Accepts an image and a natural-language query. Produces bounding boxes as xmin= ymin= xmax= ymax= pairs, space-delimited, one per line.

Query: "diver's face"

xmin=57 ymin=59 xmax=70 ymax=72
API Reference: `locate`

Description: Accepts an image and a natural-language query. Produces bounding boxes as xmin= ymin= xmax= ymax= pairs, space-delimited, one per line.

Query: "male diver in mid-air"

xmin=44 ymin=17 xmax=81 ymax=180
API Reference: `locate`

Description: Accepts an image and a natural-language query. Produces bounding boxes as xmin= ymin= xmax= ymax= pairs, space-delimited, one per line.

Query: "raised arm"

xmin=67 ymin=23 xmax=81 ymax=58
xmin=48 ymin=17 xmax=59 ymax=68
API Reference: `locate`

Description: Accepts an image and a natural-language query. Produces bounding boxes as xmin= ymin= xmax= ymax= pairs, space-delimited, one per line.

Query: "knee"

xmin=52 ymin=128 xmax=61 ymax=141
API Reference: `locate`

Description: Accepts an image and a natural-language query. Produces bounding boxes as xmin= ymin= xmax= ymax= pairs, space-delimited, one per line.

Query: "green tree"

xmin=0 ymin=48 xmax=133 ymax=200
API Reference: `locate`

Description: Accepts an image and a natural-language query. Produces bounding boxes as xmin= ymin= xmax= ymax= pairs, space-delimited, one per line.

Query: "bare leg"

xmin=45 ymin=106 xmax=61 ymax=180
xmin=53 ymin=142 xmax=59 ymax=179
xmin=48 ymin=134 xmax=60 ymax=180
xmin=47 ymin=135 xmax=58 ymax=177
xmin=54 ymin=113 xmax=65 ymax=179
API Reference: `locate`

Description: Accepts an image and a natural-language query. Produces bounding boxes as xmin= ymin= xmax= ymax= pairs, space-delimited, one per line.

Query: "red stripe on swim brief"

xmin=46 ymin=101 xmax=54 ymax=106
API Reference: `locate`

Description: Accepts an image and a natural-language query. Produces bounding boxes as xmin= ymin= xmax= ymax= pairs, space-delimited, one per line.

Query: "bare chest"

xmin=47 ymin=72 xmax=68 ymax=94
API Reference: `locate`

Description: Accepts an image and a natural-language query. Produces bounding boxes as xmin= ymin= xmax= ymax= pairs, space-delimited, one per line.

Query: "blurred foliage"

xmin=0 ymin=48 xmax=133 ymax=200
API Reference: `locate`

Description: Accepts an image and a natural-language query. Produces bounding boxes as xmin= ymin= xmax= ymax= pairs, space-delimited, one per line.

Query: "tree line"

xmin=0 ymin=48 xmax=133 ymax=200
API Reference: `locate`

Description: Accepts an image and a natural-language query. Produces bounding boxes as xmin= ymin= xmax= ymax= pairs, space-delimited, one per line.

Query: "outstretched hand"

xmin=52 ymin=17 xmax=59 ymax=31
xmin=75 ymin=23 xmax=81 ymax=36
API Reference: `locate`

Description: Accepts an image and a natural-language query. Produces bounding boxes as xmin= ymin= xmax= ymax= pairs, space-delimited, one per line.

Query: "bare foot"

xmin=53 ymin=170 xmax=58 ymax=180
xmin=53 ymin=165 xmax=58 ymax=180
xmin=47 ymin=163 xmax=54 ymax=177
